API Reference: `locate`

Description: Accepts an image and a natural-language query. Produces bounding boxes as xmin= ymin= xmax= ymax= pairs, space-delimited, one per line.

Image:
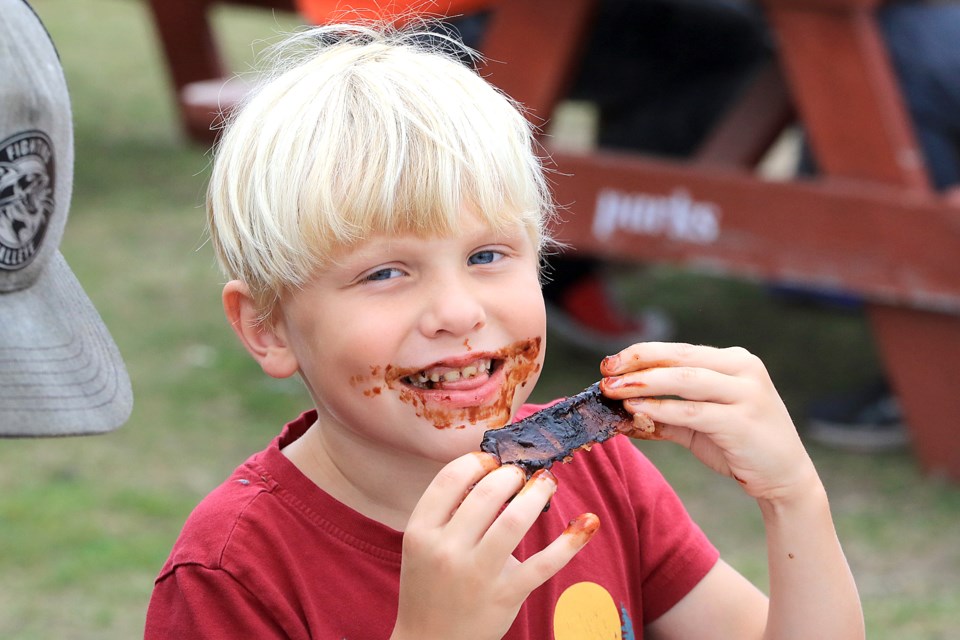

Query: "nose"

xmin=418 ymin=272 xmax=487 ymax=338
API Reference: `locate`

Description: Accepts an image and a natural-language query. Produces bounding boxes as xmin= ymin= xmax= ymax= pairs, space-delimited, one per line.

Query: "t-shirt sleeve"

xmin=612 ymin=437 xmax=720 ymax=624
xmin=145 ymin=565 xmax=295 ymax=640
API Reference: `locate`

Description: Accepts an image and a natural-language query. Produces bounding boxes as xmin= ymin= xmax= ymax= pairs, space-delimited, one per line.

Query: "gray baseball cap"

xmin=0 ymin=0 xmax=132 ymax=436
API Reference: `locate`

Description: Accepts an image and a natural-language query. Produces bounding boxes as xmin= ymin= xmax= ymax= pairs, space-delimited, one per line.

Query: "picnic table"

xmin=147 ymin=0 xmax=960 ymax=482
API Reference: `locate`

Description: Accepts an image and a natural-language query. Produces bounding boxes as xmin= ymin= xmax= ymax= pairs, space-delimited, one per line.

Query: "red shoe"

xmin=545 ymin=275 xmax=673 ymax=353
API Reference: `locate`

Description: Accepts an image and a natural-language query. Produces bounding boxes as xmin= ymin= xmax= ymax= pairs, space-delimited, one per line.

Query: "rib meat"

xmin=480 ymin=382 xmax=659 ymax=475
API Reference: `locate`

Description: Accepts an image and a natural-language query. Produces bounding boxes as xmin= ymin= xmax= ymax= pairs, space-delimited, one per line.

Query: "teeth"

xmin=407 ymin=359 xmax=492 ymax=388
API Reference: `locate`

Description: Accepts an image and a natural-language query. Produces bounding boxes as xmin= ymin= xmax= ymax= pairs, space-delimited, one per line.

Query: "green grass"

xmin=0 ymin=1 xmax=958 ymax=638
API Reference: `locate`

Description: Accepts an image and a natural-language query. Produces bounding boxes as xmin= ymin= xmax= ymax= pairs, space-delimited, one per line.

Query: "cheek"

xmin=526 ymin=293 xmax=548 ymax=335
xmin=328 ymin=333 xmax=395 ymax=396
xmin=289 ymin=308 xmax=390 ymax=396
xmin=512 ymin=289 xmax=548 ymax=347
xmin=495 ymin=268 xmax=546 ymax=326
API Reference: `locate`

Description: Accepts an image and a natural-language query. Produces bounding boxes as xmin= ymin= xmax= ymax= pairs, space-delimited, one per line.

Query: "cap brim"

xmin=0 ymin=252 xmax=132 ymax=436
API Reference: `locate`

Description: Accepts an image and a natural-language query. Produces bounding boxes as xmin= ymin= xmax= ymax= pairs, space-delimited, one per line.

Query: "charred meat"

xmin=480 ymin=382 xmax=659 ymax=475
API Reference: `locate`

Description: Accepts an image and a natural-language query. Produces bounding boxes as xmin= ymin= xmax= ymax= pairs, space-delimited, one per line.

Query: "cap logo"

xmin=0 ymin=130 xmax=55 ymax=271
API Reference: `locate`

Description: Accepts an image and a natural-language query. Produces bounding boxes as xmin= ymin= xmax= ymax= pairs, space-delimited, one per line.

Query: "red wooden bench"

xmin=146 ymin=0 xmax=960 ymax=481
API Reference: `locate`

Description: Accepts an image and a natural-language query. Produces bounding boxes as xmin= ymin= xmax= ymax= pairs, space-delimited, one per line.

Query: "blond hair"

xmin=207 ymin=23 xmax=555 ymax=322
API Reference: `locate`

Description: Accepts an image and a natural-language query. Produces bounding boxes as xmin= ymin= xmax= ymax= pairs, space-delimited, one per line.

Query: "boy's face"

xmin=275 ymin=211 xmax=547 ymax=465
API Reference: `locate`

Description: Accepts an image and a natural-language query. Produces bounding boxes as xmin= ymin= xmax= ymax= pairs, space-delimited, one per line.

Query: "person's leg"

xmin=878 ymin=1 xmax=960 ymax=190
xmin=806 ymin=2 xmax=960 ymax=451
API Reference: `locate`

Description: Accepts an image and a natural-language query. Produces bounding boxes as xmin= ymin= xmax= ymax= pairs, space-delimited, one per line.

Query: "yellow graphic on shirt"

xmin=553 ymin=581 xmax=623 ymax=639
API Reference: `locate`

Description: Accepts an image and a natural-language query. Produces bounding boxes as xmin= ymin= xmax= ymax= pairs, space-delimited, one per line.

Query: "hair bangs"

xmin=299 ymin=48 xmax=548 ymax=252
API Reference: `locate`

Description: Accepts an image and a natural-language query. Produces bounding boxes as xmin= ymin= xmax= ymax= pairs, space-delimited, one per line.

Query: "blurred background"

xmin=0 ymin=0 xmax=958 ymax=638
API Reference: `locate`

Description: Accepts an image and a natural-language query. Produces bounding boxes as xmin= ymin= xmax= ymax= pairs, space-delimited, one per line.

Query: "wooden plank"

xmin=548 ymin=151 xmax=960 ymax=313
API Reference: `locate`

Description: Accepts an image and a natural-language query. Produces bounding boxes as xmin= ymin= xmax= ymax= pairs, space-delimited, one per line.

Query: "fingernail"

xmin=518 ymin=468 xmax=556 ymax=497
xmin=601 ymin=376 xmax=621 ymax=390
xmin=600 ymin=354 xmax=620 ymax=373
xmin=563 ymin=513 xmax=600 ymax=544
xmin=530 ymin=468 xmax=557 ymax=486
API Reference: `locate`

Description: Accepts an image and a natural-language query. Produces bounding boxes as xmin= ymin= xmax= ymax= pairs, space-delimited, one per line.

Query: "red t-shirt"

xmin=145 ymin=405 xmax=718 ymax=639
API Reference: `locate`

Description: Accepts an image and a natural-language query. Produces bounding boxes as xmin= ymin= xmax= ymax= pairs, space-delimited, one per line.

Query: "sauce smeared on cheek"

xmin=352 ymin=337 xmax=542 ymax=430
xmin=349 ymin=365 xmax=384 ymax=397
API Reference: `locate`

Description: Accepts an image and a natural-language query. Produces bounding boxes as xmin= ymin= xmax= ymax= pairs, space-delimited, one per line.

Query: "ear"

xmin=222 ymin=280 xmax=299 ymax=379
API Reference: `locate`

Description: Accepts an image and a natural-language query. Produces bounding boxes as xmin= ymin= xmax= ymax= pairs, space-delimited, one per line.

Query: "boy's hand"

xmin=600 ymin=342 xmax=819 ymax=505
xmin=391 ymin=452 xmax=597 ymax=640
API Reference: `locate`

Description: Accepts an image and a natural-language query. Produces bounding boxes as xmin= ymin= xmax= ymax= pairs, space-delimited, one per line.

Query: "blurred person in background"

xmin=795 ymin=0 xmax=960 ymax=452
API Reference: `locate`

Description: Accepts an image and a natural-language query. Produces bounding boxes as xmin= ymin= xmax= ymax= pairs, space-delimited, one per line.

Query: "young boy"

xmin=145 ymin=24 xmax=864 ymax=639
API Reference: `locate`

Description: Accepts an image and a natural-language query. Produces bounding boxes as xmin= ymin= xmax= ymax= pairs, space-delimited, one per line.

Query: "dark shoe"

xmin=805 ymin=381 xmax=910 ymax=453
xmin=545 ymin=274 xmax=673 ymax=354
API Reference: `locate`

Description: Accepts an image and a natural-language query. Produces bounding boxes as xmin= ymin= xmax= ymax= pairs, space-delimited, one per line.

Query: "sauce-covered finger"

xmin=411 ymin=451 xmax=501 ymax=530
xmin=601 ymin=342 xmax=763 ymax=378
xmin=445 ymin=463 xmax=528 ymax=543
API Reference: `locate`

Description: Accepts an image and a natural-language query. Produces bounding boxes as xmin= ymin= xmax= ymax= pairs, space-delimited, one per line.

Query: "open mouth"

xmin=402 ymin=358 xmax=499 ymax=390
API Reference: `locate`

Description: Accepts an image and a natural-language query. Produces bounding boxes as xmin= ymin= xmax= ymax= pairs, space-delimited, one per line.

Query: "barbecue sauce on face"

xmin=351 ymin=337 xmax=542 ymax=430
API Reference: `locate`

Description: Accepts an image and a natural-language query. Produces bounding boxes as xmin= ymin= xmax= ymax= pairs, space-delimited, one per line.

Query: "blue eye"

xmin=363 ymin=267 xmax=404 ymax=282
xmin=468 ymin=250 xmax=502 ymax=266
